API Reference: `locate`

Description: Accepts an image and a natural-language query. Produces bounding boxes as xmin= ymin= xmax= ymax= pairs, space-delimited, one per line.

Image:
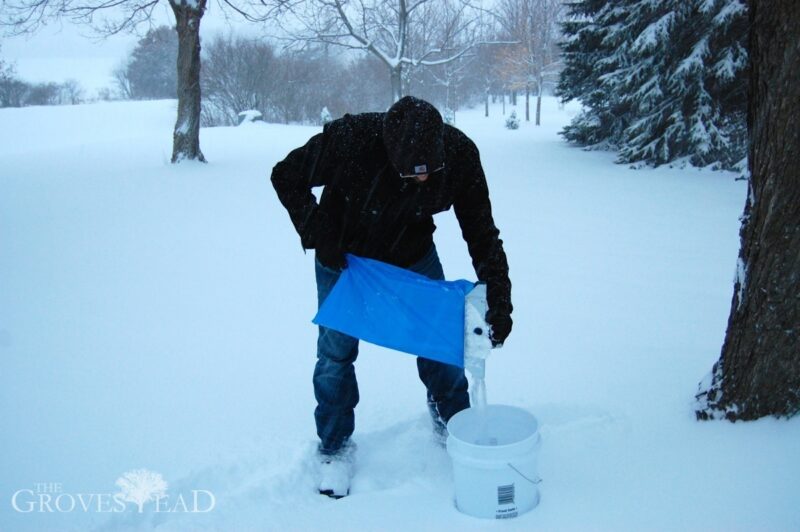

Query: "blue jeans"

xmin=314 ymin=245 xmax=470 ymax=454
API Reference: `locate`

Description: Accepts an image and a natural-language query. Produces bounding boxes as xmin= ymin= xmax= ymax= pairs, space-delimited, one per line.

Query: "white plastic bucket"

xmin=446 ymin=405 xmax=541 ymax=519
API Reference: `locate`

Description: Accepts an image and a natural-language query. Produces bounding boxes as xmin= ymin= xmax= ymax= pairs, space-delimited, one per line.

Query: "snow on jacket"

xmin=270 ymin=112 xmax=512 ymax=320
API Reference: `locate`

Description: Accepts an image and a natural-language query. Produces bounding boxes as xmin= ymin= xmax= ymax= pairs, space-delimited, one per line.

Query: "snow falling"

xmin=1 ymin=98 xmax=798 ymax=531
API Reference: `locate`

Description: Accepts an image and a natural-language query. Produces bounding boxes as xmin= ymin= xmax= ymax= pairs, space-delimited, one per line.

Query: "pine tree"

xmin=704 ymin=0 xmax=748 ymax=168
xmin=615 ymin=0 xmax=747 ymax=169
xmin=607 ymin=0 xmax=682 ymax=165
xmin=557 ymin=0 xmax=631 ymax=147
xmin=558 ymin=0 xmax=747 ymax=170
xmin=125 ymin=26 xmax=179 ymax=100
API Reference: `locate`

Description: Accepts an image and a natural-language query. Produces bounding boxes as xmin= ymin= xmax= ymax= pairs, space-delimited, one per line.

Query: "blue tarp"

xmin=313 ymin=254 xmax=475 ymax=367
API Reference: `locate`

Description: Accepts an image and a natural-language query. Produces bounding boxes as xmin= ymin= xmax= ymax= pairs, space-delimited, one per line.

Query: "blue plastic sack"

xmin=313 ymin=254 xmax=475 ymax=367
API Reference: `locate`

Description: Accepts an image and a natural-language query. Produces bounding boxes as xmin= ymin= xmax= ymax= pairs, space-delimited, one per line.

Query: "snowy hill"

xmin=1 ymin=98 xmax=798 ymax=531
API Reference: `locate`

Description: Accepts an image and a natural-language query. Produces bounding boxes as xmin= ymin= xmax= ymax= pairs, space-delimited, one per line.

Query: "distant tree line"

xmin=3 ymin=0 xmax=749 ymax=171
xmin=199 ymin=35 xmax=498 ymax=127
xmin=0 ymin=46 xmax=84 ymax=108
xmin=558 ymin=0 xmax=748 ymax=171
xmin=4 ymin=0 xmax=523 ymax=159
xmin=199 ymin=36 xmax=392 ymax=126
xmin=112 ymin=0 xmax=564 ymax=129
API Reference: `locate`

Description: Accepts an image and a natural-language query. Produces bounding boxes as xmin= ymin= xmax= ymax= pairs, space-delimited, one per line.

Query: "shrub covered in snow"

xmin=238 ymin=110 xmax=263 ymax=125
xmin=505 ymin=110 xmax=520 ymax=130
xmin=320 ymin=106 xmax=333 ymax=125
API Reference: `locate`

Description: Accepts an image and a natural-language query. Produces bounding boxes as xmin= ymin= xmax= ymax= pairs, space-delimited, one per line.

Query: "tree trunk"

xmin=695 ymin=0 xmax=800 ymax=421
xmin=536 ymin=83 xmax=542 ymax=126
xmin=390 ymin=65 xmax=403 ymax=104
xmin=525 ymin=84 xmax=530 ymax=121
xmin=485 ymin=89 xmax=489 ymax=117
xmin=170 ymin=0 xmax=206 ymax=163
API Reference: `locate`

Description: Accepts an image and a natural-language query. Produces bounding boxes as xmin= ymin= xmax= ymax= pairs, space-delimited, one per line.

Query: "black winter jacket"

xmin=270 ymin=112 xmax=512 ymax=319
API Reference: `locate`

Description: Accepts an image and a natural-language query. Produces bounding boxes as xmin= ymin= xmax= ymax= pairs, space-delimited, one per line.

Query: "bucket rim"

xmin=447 ymin=430 xmax=540 ymax=451
xmin=446 ymin=404 xmax=540 ymax=451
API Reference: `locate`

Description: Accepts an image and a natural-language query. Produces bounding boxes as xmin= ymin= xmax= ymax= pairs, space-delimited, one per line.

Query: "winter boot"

xmin=317 ymin=442 xmax=356 ymax=499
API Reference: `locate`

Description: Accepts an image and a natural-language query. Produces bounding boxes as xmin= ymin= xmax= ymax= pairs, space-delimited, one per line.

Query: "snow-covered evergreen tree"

xmin=558 ymin=0 xmax=747 ymax=170
xmin=615 ymin=0 xmax=747 ymax=168
xmin=703 ymin=0 xmax=748 ymax=168
xmin=320 ymin=106 xmax=333 ymax=125
xmin=506 ymin=110 xmax=520 ymax=129
xmin=557 ymin=0 xmax=632 ymax=147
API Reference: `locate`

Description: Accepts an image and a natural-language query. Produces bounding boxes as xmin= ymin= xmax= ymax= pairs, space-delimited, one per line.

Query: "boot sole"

xmin=319 ymin=489 xmax=348 ymax=499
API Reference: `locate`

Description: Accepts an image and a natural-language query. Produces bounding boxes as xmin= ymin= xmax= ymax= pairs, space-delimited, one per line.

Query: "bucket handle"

xmin=507 ymin=463 xmax=542 ymax=485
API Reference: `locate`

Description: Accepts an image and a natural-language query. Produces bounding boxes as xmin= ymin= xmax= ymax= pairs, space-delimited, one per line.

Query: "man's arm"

xmin=270 ymin=125 xmax=336 ymax=249
xmin=452 ymin=137 xmax=513 ymax=346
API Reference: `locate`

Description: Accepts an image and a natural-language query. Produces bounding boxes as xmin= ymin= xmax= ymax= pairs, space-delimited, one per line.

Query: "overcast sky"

xmin=1 ymin=4 xmax=255 ymax=95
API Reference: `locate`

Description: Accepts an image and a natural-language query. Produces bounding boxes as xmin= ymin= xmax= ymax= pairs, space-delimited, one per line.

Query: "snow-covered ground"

xmin=1 ymin=98 xmax=798 ymax=531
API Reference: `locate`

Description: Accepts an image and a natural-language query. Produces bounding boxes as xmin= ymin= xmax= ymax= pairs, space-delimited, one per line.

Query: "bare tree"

xmin=170 ymin=0 xmax=207 ymax=161
xmin=331 ymin=53 xmax=391 ymax=113
xmin=202 ymin=34 xmax=280 ymax=125
xmin=426 ymin=55 xmax=471 ymax=121
xmin=695 ymin=0 xmax=799 ymax=421
xmin=412 ymin=0 xmax=487 ymax=119
xmin=458 ymin=35 xmax=506 ymax=118
xmin=495 ymin=0 xmax=563 ymax=124
xmin=467 ymin=17 xmax=508 ymax=119
xmin=267 ymin=0 xmax=490 ymax=104
xmin=112 ymin=61 xmax=133 ymax=100
xmin=0 ymin=0 xmax=260 ymax=162
xmin=60 ymin=78 xmax=84 ymax=104
xmin=200 ymin=36 xmax=392 ymax=127
xmin=25 ymin=81 xmax=61 ymax=105
xmin=0 ymin=48 xmax=27 ymax=107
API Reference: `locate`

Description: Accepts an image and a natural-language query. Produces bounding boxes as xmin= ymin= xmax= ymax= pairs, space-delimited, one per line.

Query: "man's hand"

xmin=486 ymin=308 xmax=512 ymax=347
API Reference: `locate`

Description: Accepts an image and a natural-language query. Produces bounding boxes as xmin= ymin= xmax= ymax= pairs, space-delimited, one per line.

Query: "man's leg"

xmin=408 ymin=246 xmax=470 ymax=427
xmin=417 ymin=358 xmax=470 ymax=425
xmin=314 ymin=258 xmax=360 ymax=455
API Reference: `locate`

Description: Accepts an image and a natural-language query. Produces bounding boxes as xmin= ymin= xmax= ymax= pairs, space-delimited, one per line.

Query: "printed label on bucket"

xmin=498 ymin=484 xmax=515 ymax=505
xmin=496 ymin=483 xmax=518 ymax=519
xmin=496 ymin=508 xmax=518 ymax=519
